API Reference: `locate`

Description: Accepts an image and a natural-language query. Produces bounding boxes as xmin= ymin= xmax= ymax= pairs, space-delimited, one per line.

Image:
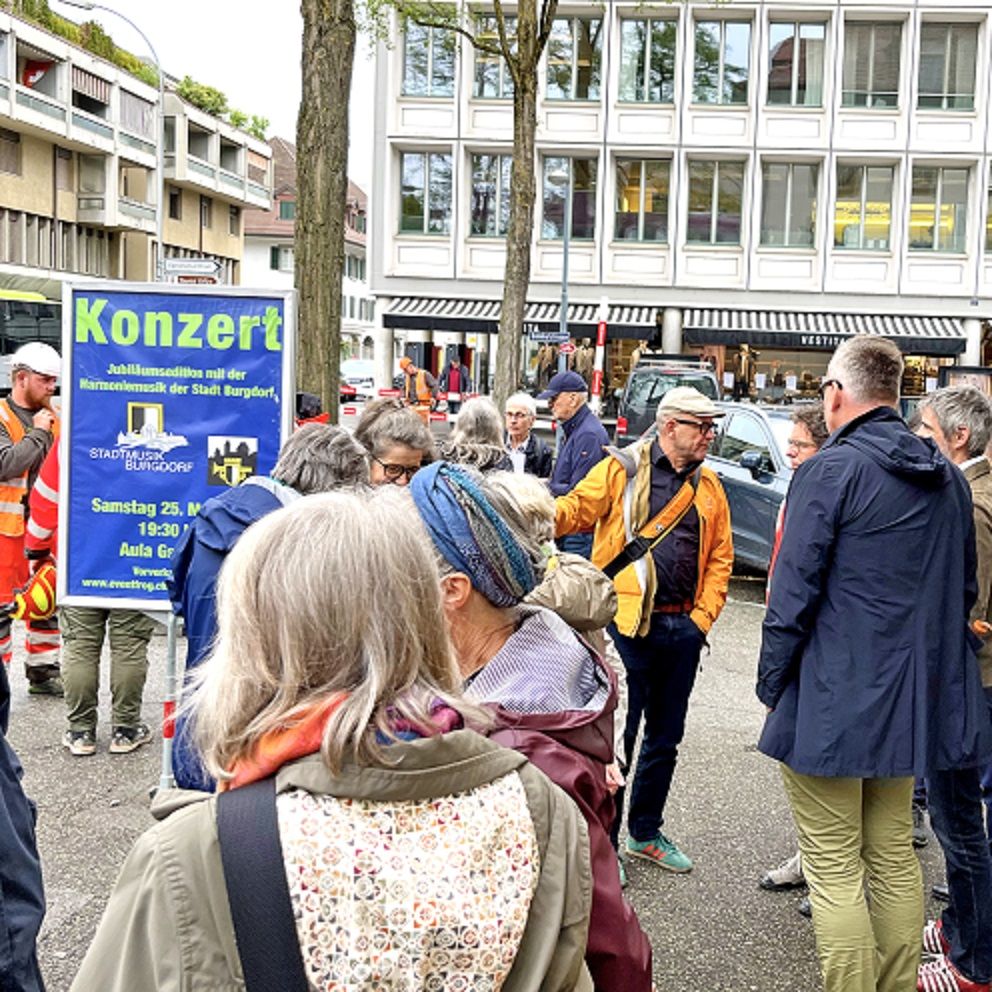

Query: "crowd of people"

xmin=0 ymin=336 xmax=990 ymax=991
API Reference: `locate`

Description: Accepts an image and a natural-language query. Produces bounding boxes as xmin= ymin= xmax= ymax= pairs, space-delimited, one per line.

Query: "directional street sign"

xmin=163 ymin=257 xmax=222 ymax=277
xmin=558 ymin=341 xmax=576 ymax=355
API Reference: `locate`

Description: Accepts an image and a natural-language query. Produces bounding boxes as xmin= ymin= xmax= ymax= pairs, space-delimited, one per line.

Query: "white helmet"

xmin=11 ymin=342 xmax=60 ymax=378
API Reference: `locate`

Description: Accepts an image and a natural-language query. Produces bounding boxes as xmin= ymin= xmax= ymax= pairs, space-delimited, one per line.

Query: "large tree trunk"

xmin=296 ymin=0 xmax=355 ymax=421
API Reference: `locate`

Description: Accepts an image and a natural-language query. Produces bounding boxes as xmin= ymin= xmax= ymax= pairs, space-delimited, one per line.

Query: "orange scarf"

xmin=219 ymin=693 xmax=348 ymax=792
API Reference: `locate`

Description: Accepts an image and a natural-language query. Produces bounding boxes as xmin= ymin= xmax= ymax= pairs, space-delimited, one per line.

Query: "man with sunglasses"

xmin=556 ymin=386 xmax=733 ymax=876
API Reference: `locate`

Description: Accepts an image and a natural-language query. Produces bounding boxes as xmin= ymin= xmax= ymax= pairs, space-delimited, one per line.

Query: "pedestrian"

xmin=914 ymin=385 xmax=992 ymax=992
xmin=354 ymin=397 xmax=434 ymax=487
xmin=410 ymin=461 xmax=652 ymax=992
xmin=555 ymin=386 xmax=733 ymax=874
xmin=437 ymin=353 xmax=470 ymax=414
xmin=437 ymin=396 xmax=513 ymax=472
xmin=0 ymin=343 xmax=61 ymax=695
xmin=541 ymin=370 xmax=610 ymax=559
xmin=73 ymin=489 xmax=593 ymax=992
xmin=399 ymin=355 xmax=437 ymax=423
xmin=168 ymin=423 xmax=369 ymax=789
xmin=757 ymin=337 xmax=992 ymax=992
xmin=505 ymin=392 xmax=553 ymax=477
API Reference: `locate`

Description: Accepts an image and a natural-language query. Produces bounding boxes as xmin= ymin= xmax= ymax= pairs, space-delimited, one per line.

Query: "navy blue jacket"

xmin=167 ymin=478 xmax=295 ymax=789
xmin=757 ymin=406 xmax=992 ymax=778
xmin=549 ymin=404 xmax=610 ymax=497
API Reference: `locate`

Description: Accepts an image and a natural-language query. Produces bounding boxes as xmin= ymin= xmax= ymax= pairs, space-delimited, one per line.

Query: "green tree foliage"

xmin=248 ymin=115 xmax=269 ymax=140
xmin=176 ymin=75 xmax=229 ymax=116
xmin=228 ymin=109 xmax=248 ymax=129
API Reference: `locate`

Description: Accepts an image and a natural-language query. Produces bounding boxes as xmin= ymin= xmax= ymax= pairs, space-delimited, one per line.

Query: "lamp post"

xmin=556 ymin=162 xmax=572 ymax=374
xmin=56 ymin=0 xmax=164 ymax=282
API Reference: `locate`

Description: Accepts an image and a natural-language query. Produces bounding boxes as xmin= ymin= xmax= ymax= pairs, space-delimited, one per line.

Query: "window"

xmin=546 ymin=17 xmax=602 ymax=101
xmin=55 ymin=147 xmax=72 ymax=191
xmin=687 ymin=160 xmax=745 ymax=245
xmin=986 ymin=181 xmax=992 ymax=253
xmin=834 ymin=165 xmax=894 ymax=251
xmin=200 ymin=195 xmax=212 ymax=230
xmin=120 ymin=90 xmax=154 ymax=137
xmin=279 ymin=200 xmax=296 ymax=221
xmin=767 ymin=22 xmax=825 ymax=107
xmin=910 ymin=166 xmax=968 ymax=252
xmin=614 ymin=159 xmax=669 ymax=242
xmin=918 ymin=23 xmax=978 ymax=111
xmin=618 ymin=19 xmax=677 ymax=103
xmin=715 ymin=414 xmax=774 ymax=472
xmin=229 ymin=206 xmax=240 ymax=236
xmin=168 ymin=186 xmax=182 ymax=221
xmin=693 ymin=20 xmax=751 ymax=105
xmin=269 ymin=245 xmax=294 ymax=272
xmin=843 ymin=22 xmax=901 ymax=108
xmin=402 ymin=23 xmax=455 ymax=97
xmin=471 ymin=153 xmax=512 ymax=237
xmin=0 ymin=128 xmax=20 ymax=176
xmin=474 ymin=15 xmax=515 ymax=98
xmin=760 ymin=162 xmax=818 ymax=248
xmin=399 ymin=151 xmax=452 ymax=235
xmin=355 ymin=214 xmax=366 ymax=233
xmin=541 ymin=156 xmax=597 ymax=240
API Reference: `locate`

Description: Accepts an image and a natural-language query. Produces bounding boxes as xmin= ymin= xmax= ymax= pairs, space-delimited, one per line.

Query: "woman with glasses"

xmin=354 ymin=397 xmax=434 ymax=486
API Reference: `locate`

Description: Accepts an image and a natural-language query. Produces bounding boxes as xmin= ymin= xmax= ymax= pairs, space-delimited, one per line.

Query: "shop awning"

xmin=382 ymin=297 xmax=659 ymax=340
xmin=682 ymin=309 xmax=967 ymax=356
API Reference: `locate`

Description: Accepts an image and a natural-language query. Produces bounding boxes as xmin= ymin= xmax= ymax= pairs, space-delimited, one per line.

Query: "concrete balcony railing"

xmin=118 ymin=196 xmax=156 ymax=232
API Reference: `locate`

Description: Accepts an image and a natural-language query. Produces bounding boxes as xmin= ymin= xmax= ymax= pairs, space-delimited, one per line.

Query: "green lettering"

xmin=177 ymin=314 xmax=203 ymax=348
xmin=238 ymin=315 xmax=260 ymax=350
xmin=263 ymin=307 xmax=282 ymax=351
xmin=111 ymin=309 xmax=139 ymax=345
xmin=206 ymin=314 xmax=235 ymax=350
xmin=144 ymin=312 xmax=173 ymax=347
xmin=75 ymin=297 xmax=107 ymax=343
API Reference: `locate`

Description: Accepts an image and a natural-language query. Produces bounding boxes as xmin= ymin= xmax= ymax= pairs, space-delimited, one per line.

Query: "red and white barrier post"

xmin=589 ymin=297 xmax=608 ymax=416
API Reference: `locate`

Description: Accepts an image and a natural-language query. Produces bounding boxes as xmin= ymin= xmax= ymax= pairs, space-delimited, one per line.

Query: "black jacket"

xmin=507 ymin=433 xmax=553 ymax=478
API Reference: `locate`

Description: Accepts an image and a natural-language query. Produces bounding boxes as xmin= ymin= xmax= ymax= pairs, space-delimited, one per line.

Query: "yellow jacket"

xmin=555 ymin=439 xmax=733 ymax=638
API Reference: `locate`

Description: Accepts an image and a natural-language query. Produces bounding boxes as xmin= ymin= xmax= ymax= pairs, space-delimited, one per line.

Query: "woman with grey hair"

xmin=75 ymin=490 xmax=593 ymax=992
xmin=355 ymin=397 xmax=434 ymax=486
xmin=410 ymin=462 xmax=652 ymax=992
xmin=438 ymin=395 xmax=513 ymax=472
xmin=167 ymin=423 xmax=369 ymax=790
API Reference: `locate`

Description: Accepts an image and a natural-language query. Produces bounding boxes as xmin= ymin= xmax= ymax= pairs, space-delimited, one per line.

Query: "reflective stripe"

xmin=25 ymin=518 xmax=52 ymax=541
xmin=33 ymin=476 xmax=57 ymax=503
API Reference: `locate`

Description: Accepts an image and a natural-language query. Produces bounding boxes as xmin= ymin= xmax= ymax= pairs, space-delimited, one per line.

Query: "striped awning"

xmin=383 ymin=297 xmax=659 ymax=339
xmin=682 ymin=309 xmax=967 ymax=356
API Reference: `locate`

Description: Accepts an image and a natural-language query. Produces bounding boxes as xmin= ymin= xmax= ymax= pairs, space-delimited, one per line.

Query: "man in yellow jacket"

xmin=556 ymin=386 xmax=733 ymax=875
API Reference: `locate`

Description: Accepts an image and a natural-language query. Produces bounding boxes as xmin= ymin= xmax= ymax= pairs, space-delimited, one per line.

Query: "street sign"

xmin=378 ymin=388 xmax=401 ymax=397
xmin=558 ymin=341 xmax=576 ymax=355
xmin=177 ymin=275 xmax=218 ymax=285
xmin=342 ymin=405 xmax=357 ymax=416
xmin=163 ymin=257 xmax=222 ymax=277
xmin=527 ymin=327 xmax=569 ymax=344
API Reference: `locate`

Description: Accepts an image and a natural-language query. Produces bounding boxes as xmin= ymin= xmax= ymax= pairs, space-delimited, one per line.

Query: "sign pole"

xmin=158 ymin=611 xmax=178 ymax=793
xmin=590 ymin=296 xmax=608 ymax=416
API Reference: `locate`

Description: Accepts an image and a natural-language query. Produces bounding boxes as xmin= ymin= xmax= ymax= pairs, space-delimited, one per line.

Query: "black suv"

xmin=615 ymin=355 xmax=720 ymax=446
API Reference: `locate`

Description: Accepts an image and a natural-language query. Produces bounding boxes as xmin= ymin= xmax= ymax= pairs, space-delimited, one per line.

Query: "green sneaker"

xmin=626 ymin=832 xmax=693 ymax=873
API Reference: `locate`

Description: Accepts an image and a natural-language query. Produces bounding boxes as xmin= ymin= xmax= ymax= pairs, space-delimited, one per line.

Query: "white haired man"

xmin=758 ymin=337 xmax=992 ymax=992
xmin=505 ymin=393 xmax=552 ymax=478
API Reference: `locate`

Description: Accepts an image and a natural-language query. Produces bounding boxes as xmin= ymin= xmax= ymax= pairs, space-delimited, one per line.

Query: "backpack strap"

xmin=216 ymin=778 xmax=309 ymax=992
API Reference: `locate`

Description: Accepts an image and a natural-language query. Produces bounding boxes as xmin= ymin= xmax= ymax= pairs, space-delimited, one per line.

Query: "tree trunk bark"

xmin=296 ymin=0 xmax=355 ymax=421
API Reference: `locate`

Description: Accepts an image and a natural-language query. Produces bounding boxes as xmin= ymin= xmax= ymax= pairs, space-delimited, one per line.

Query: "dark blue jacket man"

xmin=756 ymin=335 xmax=992 ymax=992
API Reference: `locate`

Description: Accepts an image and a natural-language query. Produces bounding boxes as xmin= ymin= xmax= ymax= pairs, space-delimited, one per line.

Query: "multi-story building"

xmin=242 ymin=136 xmax=375 ymax=359
xmin=371 ymin=1 xmax=992 ymax=403
xmin=0 ymin=9 xmax=271 ymax=352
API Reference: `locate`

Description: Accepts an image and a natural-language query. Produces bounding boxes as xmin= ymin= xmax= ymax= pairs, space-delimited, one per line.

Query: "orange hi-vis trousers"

xmin=0 ymin=534 xmax=59 ymax=682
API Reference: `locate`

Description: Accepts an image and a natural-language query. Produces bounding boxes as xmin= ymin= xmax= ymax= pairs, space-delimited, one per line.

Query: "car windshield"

xmin=768 ymin=416 xmax=797 ymax=462
xmin=626 ymin=373 xmax=718 ymax=407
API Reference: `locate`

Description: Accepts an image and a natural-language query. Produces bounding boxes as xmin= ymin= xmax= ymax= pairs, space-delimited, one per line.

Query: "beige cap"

xmin=657 ymin=386 xmax=724 ymax=419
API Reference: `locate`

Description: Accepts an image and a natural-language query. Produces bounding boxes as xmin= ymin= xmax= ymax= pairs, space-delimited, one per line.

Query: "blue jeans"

xmin=927 ymin=688 xmax=992 ymax=984
xmin=558 ymin=532 xmax=593 ymax=560
xmin=609 ymin=612 xmax=703 ymax=843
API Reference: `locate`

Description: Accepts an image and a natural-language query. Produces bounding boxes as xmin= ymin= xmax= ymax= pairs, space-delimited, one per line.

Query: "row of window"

xmin=267 ymin=244 xmax=368 ymax=283
xmin=0 ymin=208 xmax=113 ymax=275
xmin=399 ymin=150 xmax=986 ymax=255
xmin=166 ymin=187 xmax=240 ymax=235
xmin=278 ymin=199 xmax=368 ymax=235
xmin=404 ymin=16 xmax=978 ymax=113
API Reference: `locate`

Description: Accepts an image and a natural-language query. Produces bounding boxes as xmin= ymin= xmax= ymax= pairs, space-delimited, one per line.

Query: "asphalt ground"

xmin=9 ymin=573 xmax=954 ymax=992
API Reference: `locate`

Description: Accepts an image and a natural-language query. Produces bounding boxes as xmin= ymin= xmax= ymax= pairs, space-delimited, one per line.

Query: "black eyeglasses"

xmin=371 ymin=455 xmax=420 ymax=482
xmin=818 ymin=379 xmax=842 ymax=399
xmin=674 ymin=418 xmax=717 ymax=436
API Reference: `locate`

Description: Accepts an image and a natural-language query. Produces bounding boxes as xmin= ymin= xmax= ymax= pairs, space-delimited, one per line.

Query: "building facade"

xmin=370 ymin=0 xmax=992 ymax=403
xmin=242 ymin=136 xmax=375 ymax=360
xmin=0 ymin=8 xmax=271 ymax=354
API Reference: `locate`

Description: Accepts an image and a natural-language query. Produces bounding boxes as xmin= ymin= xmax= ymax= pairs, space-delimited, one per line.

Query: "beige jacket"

xmin=72 ymin=731 xmax=593 ymax=992
xmin=527 ymin=551 xmax=618 ymax=632
xmin=965 ymin=458 xmax=992 ymax=686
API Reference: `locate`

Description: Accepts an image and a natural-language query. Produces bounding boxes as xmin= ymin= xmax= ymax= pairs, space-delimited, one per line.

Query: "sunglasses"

xmin=371 ymin=456 xmax=419 ymax=482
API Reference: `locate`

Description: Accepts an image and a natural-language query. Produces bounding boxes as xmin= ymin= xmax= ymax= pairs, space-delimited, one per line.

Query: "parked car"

xmin=705 ymin=403 xmax=798 ymax=571
xmin=340 ymin=381 xmax=358 ymax=403
xmin=340 ymin=358 xmax=376 ymax=401
xmin=614 ymin=355 xmax=719 ymax=447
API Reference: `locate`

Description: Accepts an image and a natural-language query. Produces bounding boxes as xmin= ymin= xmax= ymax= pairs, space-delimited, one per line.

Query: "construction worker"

xmin=0 ymin=343 xmax=61 ymax=695
xmin=399 ymin=356 xmax=437 ymax=424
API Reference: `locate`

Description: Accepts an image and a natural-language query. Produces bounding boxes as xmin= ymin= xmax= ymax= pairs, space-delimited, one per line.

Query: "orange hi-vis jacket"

xmin=0 ymin=400 xmax=59 ymax=538
xmin=404 ymin=370 xmax=433 ymax=406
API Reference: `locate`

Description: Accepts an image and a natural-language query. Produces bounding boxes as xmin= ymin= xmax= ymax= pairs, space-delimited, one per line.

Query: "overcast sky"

xmin=51 ymin=0 xmax=376 ymax=189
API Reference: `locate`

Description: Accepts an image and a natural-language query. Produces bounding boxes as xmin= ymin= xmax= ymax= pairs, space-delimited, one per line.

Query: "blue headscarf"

xmin=410 ymin=462 xmax=537 ymax=608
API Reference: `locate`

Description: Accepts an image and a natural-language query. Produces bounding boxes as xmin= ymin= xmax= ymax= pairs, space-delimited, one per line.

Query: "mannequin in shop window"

xmin=733 ymin=344 xmax=758 ymax=402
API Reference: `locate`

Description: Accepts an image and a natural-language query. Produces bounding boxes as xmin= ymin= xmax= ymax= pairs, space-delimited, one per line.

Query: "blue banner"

xmin=60 ymin=285 xmax=294 ymax=609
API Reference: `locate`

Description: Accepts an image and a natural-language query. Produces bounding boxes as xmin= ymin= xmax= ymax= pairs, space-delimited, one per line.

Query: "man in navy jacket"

xmin=757 ymin=336 xmax=992 ymax=992
xmin=541 ymin=371 xmax=609 ymax=559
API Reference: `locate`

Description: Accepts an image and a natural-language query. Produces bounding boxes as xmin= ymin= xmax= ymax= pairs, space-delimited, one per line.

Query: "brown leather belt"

xmin=653 ymin=600 xmax=693 ymax=615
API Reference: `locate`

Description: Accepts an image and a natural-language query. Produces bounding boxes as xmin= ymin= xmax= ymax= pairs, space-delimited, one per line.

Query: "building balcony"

xmin=76 ymin=193 xmax=156 ymax=234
